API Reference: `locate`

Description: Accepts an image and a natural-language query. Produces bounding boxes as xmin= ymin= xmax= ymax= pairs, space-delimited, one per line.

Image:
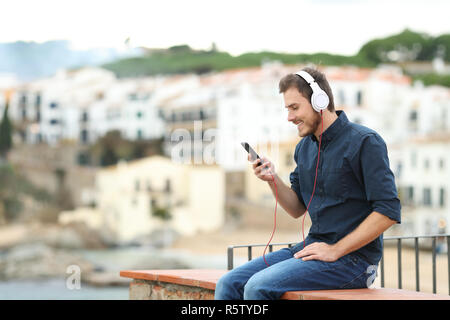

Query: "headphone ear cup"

xmin=312 ymin=91 xmax=329 ymax=112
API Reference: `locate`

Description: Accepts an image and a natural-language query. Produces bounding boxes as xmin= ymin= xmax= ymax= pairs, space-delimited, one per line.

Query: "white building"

xmin=59 ymin=155 xmax=225 ymax=244
xmin=7 ymin=67 xmax=166 ymax=146
xmin=390 ymin=135 xmax=450 ymax=236
xmin=325 ymin=65 xmax=413 ymax=145
xmin=160 ymin=63 xmax=300 ymax=172
xmin=215 ymin=63 xmax=298 ymax=171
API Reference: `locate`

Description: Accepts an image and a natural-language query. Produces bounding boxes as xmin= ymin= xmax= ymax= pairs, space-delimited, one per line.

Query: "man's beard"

xmin=298 ymin=112 xmax=322 ymax=137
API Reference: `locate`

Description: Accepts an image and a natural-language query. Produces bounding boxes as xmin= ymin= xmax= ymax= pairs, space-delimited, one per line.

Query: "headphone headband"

xmin=295 ymin=70 xmax=330 ymax=112
xmin=296 ymin=71 xmax=315 ymax=85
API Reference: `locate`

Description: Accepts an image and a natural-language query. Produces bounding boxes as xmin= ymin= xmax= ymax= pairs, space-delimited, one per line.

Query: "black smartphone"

xmin=241 ymin=142 xmax=262 ymax=166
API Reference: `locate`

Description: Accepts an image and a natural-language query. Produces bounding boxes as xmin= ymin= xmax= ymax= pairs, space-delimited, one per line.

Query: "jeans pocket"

xmin=338 ymin=254 xmax=370 ymax=289
xmin=339 ymin=271 xmax=368 ymax=289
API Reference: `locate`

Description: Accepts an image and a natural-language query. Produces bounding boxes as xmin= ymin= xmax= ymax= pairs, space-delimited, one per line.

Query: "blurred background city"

xmin=0 ymin=0 xmax=449 ymax=299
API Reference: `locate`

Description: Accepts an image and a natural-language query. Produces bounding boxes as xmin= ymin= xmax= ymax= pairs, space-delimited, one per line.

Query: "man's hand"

xmin=293 ymin=242 xmax=342 ymax=262
xmin=249 ymin=154 xmax=275 ymax=182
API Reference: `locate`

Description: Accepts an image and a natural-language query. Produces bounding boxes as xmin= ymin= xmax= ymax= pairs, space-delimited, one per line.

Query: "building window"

xmin=439 ymin=158 xmax=445 ymax=170
xmin=137 ymin=129 xmax=143 ymax=140
xmin=424 ymin=158 xmax=430 ymax=170
xmin=77 ymin=151 xmax=91 ymax=166
xmin=407 ymin=186 xmax=414 ymax=204
xmin=409 ymin=111 xmax=418 ymax=132
xmin=439 ymin=188 xmax=445 ymax=208
xmin=411 ymin=151 xmax=417 ymax=168
xmin=136 ymin=111 xmax=143 ymax=119
xmin=135 ymin=180 xmax=140 ymax=192
xmin=423 ymin=188 xmax=432 ymax=207
xmin=35 ymin=94 xmax=41 ymax=108
xmin=80 ymin=129 xmax=89 ymax=144
xmin=81 ymin=111 xmax=88 ymax=122
xmin=129 ymin=93 xmax=138 ymax=101
xmin=50 ymin=119 xmax=59 ymax=125
xmin=50 ymin=102 xmax=58 ymax=109
xmin=165 ymin=179 xmax=172 ymax=193
xmin=20 ymin=131 xmax=27 ymax=142
xmin=20 ymin=94 xmax=27 ymax=107
xmin=356 ymin=90 xmax=362 ymax=106
xmin=396 ymin=162 xmax=403 ymax=178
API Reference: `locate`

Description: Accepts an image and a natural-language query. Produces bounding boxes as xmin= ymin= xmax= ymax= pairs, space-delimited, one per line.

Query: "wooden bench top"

xmin=120 ymin=269 xmax=450 ymax=300
xmin=120 ymin=269 xmax=225 ymax=291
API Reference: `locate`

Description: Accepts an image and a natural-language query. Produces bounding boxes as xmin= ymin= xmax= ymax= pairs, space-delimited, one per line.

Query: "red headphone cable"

xmin=263 ymin=110 xmax=323 ymax=267
xmin=301 ymin=110 xmax=324 ymax=249
xmin=262 ymin=110 xmax=324 ymax=266
xmin=263 ymin=172 xmax=278 ymax=267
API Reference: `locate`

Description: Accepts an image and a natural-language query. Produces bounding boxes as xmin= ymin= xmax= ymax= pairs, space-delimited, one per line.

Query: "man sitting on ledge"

xmin=215 ymin=67 xmax=401 ymax=300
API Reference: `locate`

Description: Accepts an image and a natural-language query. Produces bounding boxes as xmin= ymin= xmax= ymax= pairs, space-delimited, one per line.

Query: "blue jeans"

xmin=215 ymin=241 xmax=374 ymax=300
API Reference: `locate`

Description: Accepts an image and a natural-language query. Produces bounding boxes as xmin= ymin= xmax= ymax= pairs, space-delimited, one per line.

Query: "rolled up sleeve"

xmin=290 ymin=144 xmax=306 ymax=208
xmin=359 ymin=134 xmax=401 ymax=223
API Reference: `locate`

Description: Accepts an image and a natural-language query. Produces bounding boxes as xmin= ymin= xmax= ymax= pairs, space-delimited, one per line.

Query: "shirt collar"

xmin=310 ymin=110 xmax=349 ymax=145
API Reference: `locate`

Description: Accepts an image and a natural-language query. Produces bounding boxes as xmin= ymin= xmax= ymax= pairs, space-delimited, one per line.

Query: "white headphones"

xmin=295 ymin=70 xmax=329 ymax=113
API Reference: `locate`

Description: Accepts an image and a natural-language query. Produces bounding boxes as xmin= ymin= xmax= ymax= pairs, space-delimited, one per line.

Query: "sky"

xmin=2 ymin=0 xmax=449 ymax=56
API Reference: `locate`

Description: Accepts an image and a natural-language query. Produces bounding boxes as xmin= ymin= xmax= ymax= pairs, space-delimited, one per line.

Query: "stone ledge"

xmin=120 ymin=269 xmax=226 ymax=291
xmin=129 ymin=279 xmax=215 ymax=300
xmin=120 ymin=269 xmax=450 ymax=300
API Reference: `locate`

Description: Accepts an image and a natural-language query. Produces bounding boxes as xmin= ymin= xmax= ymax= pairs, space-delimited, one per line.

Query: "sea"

xmin=0 ymin=246 xmax=247 ymax=300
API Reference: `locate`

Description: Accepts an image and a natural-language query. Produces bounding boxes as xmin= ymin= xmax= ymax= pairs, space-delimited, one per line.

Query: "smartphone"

xmin=241 ymin=142 xmax=262 ymax=166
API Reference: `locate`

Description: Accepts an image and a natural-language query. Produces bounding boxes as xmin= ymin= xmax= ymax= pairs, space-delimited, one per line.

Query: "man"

xmin=214 ymin=67 xmax=401 ymax=300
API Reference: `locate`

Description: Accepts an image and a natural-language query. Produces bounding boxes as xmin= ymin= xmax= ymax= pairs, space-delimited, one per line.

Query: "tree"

xmin=357 ymin=29 xmax=450 ymax=64
xmin=0 ymin=98 xmax=13 ymax=160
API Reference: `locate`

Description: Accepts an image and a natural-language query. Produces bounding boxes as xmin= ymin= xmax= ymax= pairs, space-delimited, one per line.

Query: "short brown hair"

xmin=278 ymin=67 xmax=335 ymax=112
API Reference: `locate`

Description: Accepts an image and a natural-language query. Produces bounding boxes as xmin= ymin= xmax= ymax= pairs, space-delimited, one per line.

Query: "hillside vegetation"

xmin=102 ymin=29 xmax=450 ymax=87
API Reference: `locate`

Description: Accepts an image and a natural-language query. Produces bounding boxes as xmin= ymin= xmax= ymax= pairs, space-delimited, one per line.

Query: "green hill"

xmin=102 ymin=29 xmax=450 ymax=87
xmin=102 ymin=46 xmax=374 ymax=78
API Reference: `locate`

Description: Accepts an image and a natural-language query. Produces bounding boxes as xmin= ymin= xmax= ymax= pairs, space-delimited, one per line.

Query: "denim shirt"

xmin=290 ymin=110 xmax=401 ymax=266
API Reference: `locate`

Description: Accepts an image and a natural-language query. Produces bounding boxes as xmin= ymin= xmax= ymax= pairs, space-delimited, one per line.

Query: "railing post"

xmin=447 ymin=235 xmax=450 ymax=296
xmin=432 ymin=237 xmax=437 ymax=294
xmin=380 ymin=245 xmax=385 ymax=288
xmin=227 ymin=246 xmax=234 ymax=270
xmin=415 ymin=237 xmax=420 ymax=292
xmin=397 ymin=238 xmax=402 ymax=289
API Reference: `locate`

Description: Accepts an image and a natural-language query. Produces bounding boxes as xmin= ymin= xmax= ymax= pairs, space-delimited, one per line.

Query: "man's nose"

xmin=287 ymin=112 xmax=296 ymax=122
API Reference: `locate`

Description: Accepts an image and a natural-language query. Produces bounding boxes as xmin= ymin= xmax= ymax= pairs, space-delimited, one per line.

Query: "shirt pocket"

xmin=322 ymin=168 xmax=349 ymax=201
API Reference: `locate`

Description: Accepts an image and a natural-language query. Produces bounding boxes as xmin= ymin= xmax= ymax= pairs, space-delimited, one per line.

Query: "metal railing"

xmin=227 ymin=234 xmax=450 ymax=295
